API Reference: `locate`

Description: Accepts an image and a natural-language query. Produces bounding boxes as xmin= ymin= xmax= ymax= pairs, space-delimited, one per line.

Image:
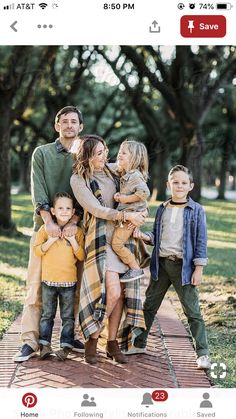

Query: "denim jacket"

xmin=146 ymin=197 xmax=208 ymax=285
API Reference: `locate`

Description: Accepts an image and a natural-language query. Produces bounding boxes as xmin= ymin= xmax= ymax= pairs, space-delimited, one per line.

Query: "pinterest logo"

xmin=22 ymin=393 xmax=37 ymax=408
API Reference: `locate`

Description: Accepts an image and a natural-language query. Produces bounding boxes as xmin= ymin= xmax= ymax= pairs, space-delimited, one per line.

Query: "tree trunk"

xmin=217 ymin=136 xmax=232 ymax=200
xmin=187 ymin=149 xmax=202 ymax=202
xmin=185 ymin=130 xmax=203 ymax=202
xmin=156 ymin=148 xmax=168 ymax=201
xmin=0 ymin=104 xmax=15 ymax=231
xmin=18 ymin=152 xmax=31 ymax=193
xmin=230 ymin=167 xmax=236 ymax=191
xmin=148 ymin=147 xmax=168 ymax=201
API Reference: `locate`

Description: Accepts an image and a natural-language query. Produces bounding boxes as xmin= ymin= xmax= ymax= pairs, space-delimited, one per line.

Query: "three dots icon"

xmin=37 ymin=24 xmax=53 ymax=29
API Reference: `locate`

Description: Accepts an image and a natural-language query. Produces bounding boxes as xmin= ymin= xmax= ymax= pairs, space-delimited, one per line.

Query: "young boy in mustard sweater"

xmin=34 ymin=192 xmax=84 ymax=361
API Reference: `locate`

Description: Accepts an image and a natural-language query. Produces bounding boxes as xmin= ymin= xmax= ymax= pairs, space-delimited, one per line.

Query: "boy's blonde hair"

xmin=120 ymin=140 xmax=149 ymax=181
xmin=168 ymin=165 xmax=193 ymax=183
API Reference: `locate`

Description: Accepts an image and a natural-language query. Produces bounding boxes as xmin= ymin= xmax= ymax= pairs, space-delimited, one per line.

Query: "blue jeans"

xmin=39 ymin=283 xmax=76 ymax=348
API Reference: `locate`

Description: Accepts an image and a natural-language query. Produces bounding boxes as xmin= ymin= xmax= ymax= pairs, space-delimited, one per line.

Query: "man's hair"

xmin=73 ymin=134 xmax=108 ymax=178
xmin=55 ymin=106 xmax=83 ymax=124
xmin=168 ymin=165 xmax=193 ymax=183
xmin=52 ymin=191 xmax=74 ymax=207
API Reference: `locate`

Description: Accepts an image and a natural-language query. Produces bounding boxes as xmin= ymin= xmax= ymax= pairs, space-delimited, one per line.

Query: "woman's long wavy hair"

xmin=73 ymin=134 xmax=108 ymax=178
xmin=119 ymin=140 xmax=149 ymax=181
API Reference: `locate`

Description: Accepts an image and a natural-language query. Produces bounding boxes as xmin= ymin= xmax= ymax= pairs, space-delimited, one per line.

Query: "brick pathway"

xmin=0 ymin=296 xmax=211 ymax=389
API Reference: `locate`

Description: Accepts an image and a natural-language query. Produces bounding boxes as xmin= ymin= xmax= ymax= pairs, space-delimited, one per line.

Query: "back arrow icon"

xmin=10 ymin=21 xmax=18 ymax=32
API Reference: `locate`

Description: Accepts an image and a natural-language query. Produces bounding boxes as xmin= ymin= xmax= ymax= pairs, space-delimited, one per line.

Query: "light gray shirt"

xmin=159 ymin=206 xmax=184 ymax=258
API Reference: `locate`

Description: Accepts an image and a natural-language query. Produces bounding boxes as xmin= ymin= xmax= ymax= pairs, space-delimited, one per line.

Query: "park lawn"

xmin=0 ymin=195 xmax=235 ymax=387
xmin=0 ymin=195 xmax=32 ymax=340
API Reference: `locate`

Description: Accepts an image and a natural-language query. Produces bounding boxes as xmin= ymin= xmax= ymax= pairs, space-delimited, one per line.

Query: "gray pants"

xmin=135 ymin=257 xmax=209 ymax=357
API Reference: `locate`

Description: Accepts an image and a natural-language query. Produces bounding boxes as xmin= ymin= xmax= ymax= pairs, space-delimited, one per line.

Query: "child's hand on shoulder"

xmin=63 ymin=234 xmax=75 ymax=243
xmin=48 ymin=235 xmax=60 ymax=242
xmin=62 ymin=223 xmax=78 ymax=237
xmin=191 ymin=266 xmax=203 ymax=286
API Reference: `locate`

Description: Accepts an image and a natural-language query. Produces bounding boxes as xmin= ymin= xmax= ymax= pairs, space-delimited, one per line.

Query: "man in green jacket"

xmin=14 ymin=106 xmax=85 ymax=362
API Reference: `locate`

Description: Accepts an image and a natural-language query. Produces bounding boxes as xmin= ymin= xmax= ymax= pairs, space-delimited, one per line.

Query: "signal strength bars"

xmin=3 ymin=3 xmax=49 ymax=9
xmin=3 ymin=3 xmax=14 ymax=9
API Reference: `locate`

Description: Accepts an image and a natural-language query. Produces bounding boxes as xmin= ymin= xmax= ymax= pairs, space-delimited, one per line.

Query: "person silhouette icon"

xmin=81 ymin=394 xmax=91 ymax=407
xmin=90 ymin=397 xmax=96 ymax=407
xmin=200 ymin=393 xmax=213 ymax=408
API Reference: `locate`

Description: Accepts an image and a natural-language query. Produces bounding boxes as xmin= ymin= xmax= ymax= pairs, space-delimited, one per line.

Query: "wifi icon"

xmin=39 ymin=3 xmax=48 ymax=9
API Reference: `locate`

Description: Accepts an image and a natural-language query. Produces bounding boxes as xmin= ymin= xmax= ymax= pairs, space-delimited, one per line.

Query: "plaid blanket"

xmin=78 ymin=165 xmax=149 ymax=349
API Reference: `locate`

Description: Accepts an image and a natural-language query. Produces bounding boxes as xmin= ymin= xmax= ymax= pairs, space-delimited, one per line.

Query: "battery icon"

xmin=216 ymin=3 xmax=233 ymax=9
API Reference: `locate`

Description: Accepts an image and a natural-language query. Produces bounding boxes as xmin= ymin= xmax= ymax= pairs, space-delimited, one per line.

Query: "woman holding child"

xmin=70 ymin=135 xmax=149 ymax=365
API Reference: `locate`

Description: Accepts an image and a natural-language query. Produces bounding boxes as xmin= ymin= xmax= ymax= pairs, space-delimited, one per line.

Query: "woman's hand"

xmin=133 ymin=227 xmax=142 ymax=239
xmin=126 ymin=211 xmax=146 ymax=228
xmin=114 ymin=193 xmax=128 ymax=204
xmin=114 ymin=192 xmax=121 ymax=202
xmin=142 ymin=208 xmax=149 ymax=217
xmin=133 ymin=228 xmax=151 ymax=242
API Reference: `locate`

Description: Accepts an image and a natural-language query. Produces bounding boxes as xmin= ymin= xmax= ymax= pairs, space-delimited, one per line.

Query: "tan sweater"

xmin=70 ymin=171 xmax=121 ymax=221
xmin=34 ymin=225 xmax=84 ymax=283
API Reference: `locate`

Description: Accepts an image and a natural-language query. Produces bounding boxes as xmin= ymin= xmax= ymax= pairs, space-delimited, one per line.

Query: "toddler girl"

xmin=112 ymin=140 xmax=150 ymax=282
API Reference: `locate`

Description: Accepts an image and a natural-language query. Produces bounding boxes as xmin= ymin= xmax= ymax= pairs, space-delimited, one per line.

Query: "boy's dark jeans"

xmin=39 ymin=283 xmax=76 ymax=348
xmin=135 ymin=258 xmax=209 ymax=357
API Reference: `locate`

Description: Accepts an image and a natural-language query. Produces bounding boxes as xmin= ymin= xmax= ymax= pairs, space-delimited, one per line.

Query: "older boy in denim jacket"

xmin=126 ymin=165 xmax=210 ymax=369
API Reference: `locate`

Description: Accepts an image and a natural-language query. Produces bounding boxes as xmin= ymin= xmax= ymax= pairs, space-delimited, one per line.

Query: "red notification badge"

xmin=152 ymin=390 xmax=168 ymax=402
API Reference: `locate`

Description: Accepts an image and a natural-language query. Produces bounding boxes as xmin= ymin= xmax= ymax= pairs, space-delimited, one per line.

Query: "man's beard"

xmin=63 ymin=132 xmax=77 ymax=140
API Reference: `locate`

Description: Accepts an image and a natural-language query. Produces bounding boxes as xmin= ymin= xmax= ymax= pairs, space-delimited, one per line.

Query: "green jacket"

xmin=31 ymin=139 xmax=79 ymax=231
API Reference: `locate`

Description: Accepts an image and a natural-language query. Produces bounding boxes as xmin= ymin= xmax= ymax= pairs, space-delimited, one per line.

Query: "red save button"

xmin=181 ymin=15 xmax=226 ymax=37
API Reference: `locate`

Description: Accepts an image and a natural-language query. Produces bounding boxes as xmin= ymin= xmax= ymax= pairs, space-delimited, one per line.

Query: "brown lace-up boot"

xmin=85 ymin=337 xmax=98 ymax=364
xmin=106 ymin=340 xmax=128 ymax=364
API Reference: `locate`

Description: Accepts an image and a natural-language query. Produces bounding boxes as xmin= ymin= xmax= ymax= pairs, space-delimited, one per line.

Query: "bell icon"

xmin=141 ymin=392 xmax=153 ymax=407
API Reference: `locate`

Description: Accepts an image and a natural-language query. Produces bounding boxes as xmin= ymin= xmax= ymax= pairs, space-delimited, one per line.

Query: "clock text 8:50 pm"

xmin=103 ymin=3 xmax=135 ymax=10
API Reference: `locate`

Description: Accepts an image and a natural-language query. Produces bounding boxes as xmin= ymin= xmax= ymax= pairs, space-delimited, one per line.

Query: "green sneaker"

xmin=55 ymin=347 xmax=71 ymax=361
xmin=122 ymin=346 xmax=146 ymax=355
xmin=40 ymin=344 xmax=53 ymax=360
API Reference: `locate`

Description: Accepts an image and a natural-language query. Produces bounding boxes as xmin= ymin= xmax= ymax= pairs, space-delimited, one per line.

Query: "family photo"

xmin=0 ymin=45 xmax=235 ymax=389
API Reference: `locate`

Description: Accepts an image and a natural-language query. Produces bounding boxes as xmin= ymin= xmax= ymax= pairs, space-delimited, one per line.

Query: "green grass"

xmin=0 ymin=195 xmax=235 ymax=387
xmin=201 ymin=199 xmax=236 ymax=387
xmin=0 ymin=194 xmax=32 ymax=339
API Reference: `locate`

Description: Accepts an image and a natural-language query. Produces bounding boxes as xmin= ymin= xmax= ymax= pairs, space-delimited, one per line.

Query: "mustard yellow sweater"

xmin=34 ymin=225 xmax=84 ymax=283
